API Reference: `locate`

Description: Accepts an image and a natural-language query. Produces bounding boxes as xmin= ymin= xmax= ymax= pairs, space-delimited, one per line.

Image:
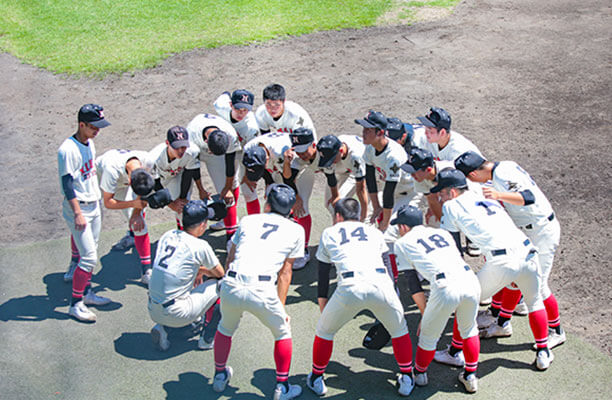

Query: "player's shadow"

xmin=163 ymin=370 xmax=268 ymax=399
xmin=114 ymin=324 xmax=203 ymax=360
xmin=0 ymin=272 xmax=120 ymax=323
xmin=96 ymin=239 xmax=160 ymax=291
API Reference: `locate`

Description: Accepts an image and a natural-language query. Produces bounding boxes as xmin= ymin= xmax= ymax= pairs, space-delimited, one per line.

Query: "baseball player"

xmin=149 ymin=126 xmax=204 ymax=228
xmin=58 ymin=104 xmax=112 ymax=322
xmin=255 ymin=83 xmax=316 ymax=137
xmin=148 ymin=200 xmax=225 ymax=351
xmin=186 ymin=113 xmax=241 ymax=243
xmin=455 ymin=151 xmax=565 ymax=348
xmin=212 ymin=184 xmax=304 ymax=400
xmin=433 ymin=169 xmax=554 ymax=370
xmin=392 ymin=205 xmax=481 ymax=393
xmin=213 ymin=89 xmax=260 ymax=146
xmin=96 ymin=149 xmax=155 ymax=283
xmin=308 ymin=198 xmax=415 ymax=397
xmin=316 ymin=134 xmax=368 ymax=221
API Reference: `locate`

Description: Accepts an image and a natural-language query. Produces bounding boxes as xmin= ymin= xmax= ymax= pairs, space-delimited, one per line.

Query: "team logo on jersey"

xmin=507 ymin=181 xmax=519 ymax=191
xmin=297 ymin=117 xmax=304 ymax=126
xmin=389 ymin=163 xmax=400 ymax=174
xmin=277 ymin=157 xmax=284 ymax=164
xmin=354 ymin=160 xmax=362 ymax=169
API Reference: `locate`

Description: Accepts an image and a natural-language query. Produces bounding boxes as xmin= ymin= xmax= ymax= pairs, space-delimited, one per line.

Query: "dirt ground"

xmin=0 ymin=0 xmax=610 ymax=357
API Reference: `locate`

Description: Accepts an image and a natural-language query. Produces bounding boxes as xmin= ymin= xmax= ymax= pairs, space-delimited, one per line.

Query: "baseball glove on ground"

xmin=363 ymin=322 xmax=391 ymax=350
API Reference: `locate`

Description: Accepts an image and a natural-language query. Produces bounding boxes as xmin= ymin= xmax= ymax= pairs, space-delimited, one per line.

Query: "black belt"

xmin=227 ymin=270 xmax=271 ymax=282
xmin=524 ymin=213 xmax=554 ymax=229
xmin=435 ymin=266 xmax=470 ymax=281
xmin=78 ymin=200 xmax=97 ymax=205
xmin=149 ymin=297 xmax=175 ymax=308
xmin=342 ymin=268 xmax=386 ymax=279
xmin=491 ymin=239 xmax=530 ymax=257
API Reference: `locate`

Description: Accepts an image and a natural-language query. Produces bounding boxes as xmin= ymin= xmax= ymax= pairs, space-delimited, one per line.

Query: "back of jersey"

xmin=229 ymin=213 xmax=305 ymax=276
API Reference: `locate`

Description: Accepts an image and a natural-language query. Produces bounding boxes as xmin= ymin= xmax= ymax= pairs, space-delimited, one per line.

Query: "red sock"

xmin=528 ymin=309 xmax=549 ymax=349
xmin=389 ymin=254 xmax=399 ymax=280
xmin=491 ymin=289 xmax=504 ymax=315
xmin=175 ymin=218 xmax=183 ymax=231
xmin=543 ymin=294 xmax=561 ymax=328
xmin=463 ymin=335 xmax=480 ymax=374
xmin=205 ymin=298 xmax=220 ymax=324
xmin=134 ymin=233 xmax=151 ymax=266
xmin=312 ymin=335 xmax=334 ymax=375
xmin=214 ymin=332 xmax=232 ymax=372
xmin=224 ymin=188 xmax=239 ymax=236
xmin=415 ymin=346 xmax=435 ymax=373
xmin=296 ymin=215 xmax=312 ymax=246
xmin=246 ymin=199 xmax=260 ymax=215
xmin=72 ymin=267 xmax=89 ymax=300
xmin=392 ymin=333 xmax=413 ymax=374
xmin=451 ymin=317 xmax=464 ymax=349
xmin=274 ymin=338 xmax=293 ymax=382
xmin=499 ymin=288 xmax=522 ymax=319
xmin=70 ymin=235 xmax=80 ymax=261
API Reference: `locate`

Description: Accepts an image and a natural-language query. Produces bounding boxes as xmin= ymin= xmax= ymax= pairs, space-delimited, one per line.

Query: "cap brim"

xmin=400 ymin=163 xmax=417 ymax=174
xmin=90 ymin=119 xmax=111 ymax=128
xmin=318 ymin=153 xmax=336 ymax=168
xmin=429 ymin=184 xmax=444 ymax=194
xmin=292 ymin=143 xmax=312 ymax=153
xmin=245 ymin=167 xmax=264 ymax=181
xmin=233 ymin=103 xmax=252 ymax=111
xmin=170 ymin=140 xmax=190 ymax=149
xmin=417 ymin=116 xmax=436 ymax=128
xmin=354 ymin=118 xmax=376 ymax=129
xmin=389 ymin=217 xmax=401 ymax=226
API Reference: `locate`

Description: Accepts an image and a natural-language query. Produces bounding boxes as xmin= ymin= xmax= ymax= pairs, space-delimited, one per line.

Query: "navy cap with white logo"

xmin=289 ymin=127 xmax=315 ymax=153
xmin=78 ymin=104 xmax=110 ymax=128
xmin=401 ymin=147 xmax=435 ymax=174
xmin=231 ymin=89 xmax=254 ymax=111
xmin=355 ymin=110 xmax=388 ymax=130
xmin=167 ymin=126 xmax=190 ymax=149
xmin=417 ymin=107 xmax=451 ymax=131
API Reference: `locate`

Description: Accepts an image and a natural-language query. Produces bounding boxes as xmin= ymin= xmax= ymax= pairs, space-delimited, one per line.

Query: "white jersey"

xmin=97 ymin=149 xmax=153 ymax=194
xmin=186 ymin=113 xmax=241 ymax=159
xmin=149 ymin=142 xmax=200 ymax=185
xmin=491 ymin=161 xmax=554 ymax=227
xmin=363 ymin=139 xmax=407 ymax=183
xmin=394 ymin=225 xmax=467 ymax=279
xmin=149 ymin=229 xmax=220 ymax=304
xmin=321 ymin=135 xmax=366 ymax=180
xmin=229 ymin=213 xmax=305 ymax=276
xmin=409 ymin=125 xmax=429 ymax=149
xmin=316 ymin=221 xmax=386 ymax=278
xmin=440 ymin=190 xmax=529 ymax=252
xmin=58 ymin=136 xmax=100 ymax=202
xmin=290 ymin=150 xmax=322 ymax=173
xmin=424 ymin=130 xmax=482 ymax=162
xmin=412 ymin=160 xmax=454 ymax=194
xmin=213 ymin=93 xmax=260 ymax=147
xmin=243 ymin=132 xmax=291 ymax=178
xmin=255 ymin=100 xmax=317 ymax=138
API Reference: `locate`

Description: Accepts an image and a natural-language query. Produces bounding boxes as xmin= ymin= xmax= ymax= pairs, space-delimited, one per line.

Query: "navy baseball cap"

xmin=231 ymin=89 xmax=254 ymax=111
xmin=182 ymin=200 xmax=210 ymax=227
xmin=430 ymin=168 xmax=468 ymax=193
xmin=454 ymin=151 xmax=486 ymax=176
xmin=266 ymin=183 xmax=296 ymax=216
xmin=355 ymin=110 xmax=388 ymax=130
xmin=167 ymin=126 xmax=190 ymax=149
xmin=207 ymin=129 xmax=229 ymax=155
xmin=390 ymin=205 xmax=423 ymax=228
xmin=317 ymin=135 xmax=342 ymax=168
xmin=289 ymin=127 xmax=315 ymax=153
xmin=401 ymin=147 xmax=434 ymax=174
xmin=243 ymin=146 xmax=267 ymax=181
xmin=78 ymin=104 xmax=110 ymax=128
xmin=417 ymin=107 xmax=451 ymax=131
xmin=386 ymin=117 xmax=406 ymax=140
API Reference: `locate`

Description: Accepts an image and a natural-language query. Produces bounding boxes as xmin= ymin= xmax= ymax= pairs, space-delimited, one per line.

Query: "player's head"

xmin=204 ymin=128 xmax=230 ymax=156
xmin=263 ymin=84 xmax=286 ymax=118
xmin=130 ymin=168 xmax=155 ymax=197
xmin=317 ymin=135 xmax=342 ymax=168
xmin=454 ymin=151 xmax=490 ymax=182
xmin=182 ymin=200 xmax=211 ymax=233
xmin=333 ymin=198 xmax=361 ymax=223
xmin=242 ymin=146 xmax=267 ymax=181
xmin=401 ymin=147 xmax=435 ymax=182
xmin=355 ymin=110 xmax=388 ymax=145
xmin=230 ymin=89 xmax=254 ymax=121
xmin=390 ymin=205 xmax=423 ymax=235
xmin=265 ymin=183 xmax=296 ymax=217
xmin=289 ymin=127 xmax=316 ymax=161
xmin=418 ymin=107 xmax=451 ymax=142
xmin=431 ymin=168 xmax=468 ymax=203
xmin=166 ymin=125 xmax=190 ymax=158
xmin=386 ymin=117 xmax=414 ymax=146
xmin=77 ymin=104 xmax=110 ymax=139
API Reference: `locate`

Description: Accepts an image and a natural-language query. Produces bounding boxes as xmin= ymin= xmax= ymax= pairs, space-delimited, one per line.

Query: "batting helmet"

xmin=266 ymin=183 xmax=296 ymax=217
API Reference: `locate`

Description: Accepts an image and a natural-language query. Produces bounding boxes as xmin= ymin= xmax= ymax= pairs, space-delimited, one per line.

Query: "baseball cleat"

xmin=273 ymin=383 xmax=302 ymax=400
xmin=458 ymin=371 xmax=478 ymax=393
xmin=479 ymin=296 xmax=492 ymax=306
xmin=210 ymin=220 xmax=226 ymax=231
xmin=197 ymin=336 xmax=214 ymax=350
xmin=64 ymin=260 xmax=78 ymax=282
xmin=466 ymin=243 xmax=481 ymax=257
xmin=151 ymin=324 xmax=170 ymax=351
xmin=533 ymin=328 xmax=566 ymax=351
xmin=480 ymin=322 xmax=513 ymax=339
xmin=212 ymin=366 xmax=233 ymax=393
xmin=111 ymin=233 xmax=135 ymax=251
xmin=535 ymin=348 xmax=554 ymax=370
xmin=414 ymin=371 xmax=428 ymax=387
xmin=83 ymin=290 xmax=111 ymax=306
xmin=513 ymin=300 xmax=529 ymax=316
xmin=69 ymin=301 xmax=97 ymax=322
xmin=434 ymin=346 xmax=465 ymax=367
xmin=141 ymin=268 xmax=152 ymax=286
xmin=396 ymin=373 xmax=415 ymax=396
xmin=307 ymin=372 xmax=327 ymax=396
xmin=477 ymin=309 xmax=496 ymax=329
xmin=292 ymin=249 xmax=310 ymax=270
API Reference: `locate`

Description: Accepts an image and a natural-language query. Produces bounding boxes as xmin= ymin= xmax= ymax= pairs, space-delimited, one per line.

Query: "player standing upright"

xmin=212 ymin=184 xmax=304 ymax=400
xmin=58 ymin=104 xmax=112 ymax=322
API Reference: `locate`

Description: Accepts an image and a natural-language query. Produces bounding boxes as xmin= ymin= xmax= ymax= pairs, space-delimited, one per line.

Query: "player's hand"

xmin=74 ymin=213 xmax=87 ymax=231
xmin=283 ymin=148 xmax=296 ymax=163
xmin=132 ymin=199 xmax=148 ymax=209
xmin=327 ymin=195 xmax=340 ymax=207
xmin=292 ymin=195 xmax=305 ymax=217
xmin=370 ymin=206 xmax=383 ymax=225
xmin=198 ymin=188 xmax=211 ymax=200
xmin=482 ymin=187 xmax=500 ymax=200
xmin=168 ymin=199 xmax=188 ymax=213
xmin=221 ymin=189 xmax=235 ymax=206
xmin=194 ymin=272 xmax=204 ymax=287
xmin=129 ymin=214 xmax=145 ymax=232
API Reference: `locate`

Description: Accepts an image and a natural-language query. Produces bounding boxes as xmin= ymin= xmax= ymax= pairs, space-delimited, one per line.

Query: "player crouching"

xmin=147 ymin=200 xmax=226 ymax=351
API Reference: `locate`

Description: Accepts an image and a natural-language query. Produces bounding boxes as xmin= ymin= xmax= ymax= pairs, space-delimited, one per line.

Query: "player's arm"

xmin=483 ymin=187 xmax=531 ymax=206
xmin=282 ymin=148 xmax=296 ymax=179
xmin=277 ymin=257 xmax=295 ymax=305
xmin=379 ymin=181 xmax=398 ymax=232
xmin=366 ymin=164 xmax=382 ymax=223
xmin=101 ymin=190 xmax=146 ymax=210
xmin=355 ymin=178 xmax=368 ymax=222
xmin=219 ymin=152 xmax=237 ymax=203
xmin=61 ymin=173 xmax=86 ymax=231
xmin=425 ymin=192 xmax=442 ymax=221
xmin=317 ymin=261 xmax=332 ymax=312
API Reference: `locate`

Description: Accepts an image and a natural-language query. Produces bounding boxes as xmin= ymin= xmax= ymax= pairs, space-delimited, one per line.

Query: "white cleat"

xmin=434 ymin=346 xmax=465 ymax=367
xmin=513 ymin=300 xmax=529 ymax=316
xmin=480 ymin=322 xmax=513 ymax=339
xmin=83 ymin=290 xmax=111 ymax=306
xmin=197 ymin=336 xmax=214 ymax=350
xmin=151 ymin=324 xmax=170 ymax=351
xmin=64 ymin=260 xmax=78 ymax=282
xmin=477 ymin=309 xmax=497 ymax=329
xmin=292 ymin=250 xmax=310 ymax=270
xmin=69 ymin=301 xmax=97 ymax=322
xmin=112 ymin=233 xmax=135 ymax=251
xmin=141 ymin=269 xmax=152 ymax=286
xmin=533 ymin=328 xmax=567 ymax=350
xmin=479 ymin=296 xmax=492 ymax=306
xmin=414 ymin=372 xmax=428 ymax=387
xmin=458 ymin=372 xmax=478 ymax=393
xmin=273 ymin=383 xmax=302 ymax=400
xmin=397 ymin=373 xmax=415 ymax=396
xmin=307 ymin=372 xmax=328 ymax=396
xmin=212 ymin=366 xmax=233 ymax=393
xmin=210 ymin=220 xmax=226 ymax=231
xmin=536 ymin=348 xmax=554 ymax=370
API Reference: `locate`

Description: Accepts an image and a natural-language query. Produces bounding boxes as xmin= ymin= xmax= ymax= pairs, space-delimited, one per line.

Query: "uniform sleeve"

xmin=393 ymin=243 xmax=416 ymax=272
xmin=184 ymin=146 xmax=201 ymax=169
xmin=241 ymin=115 xmax=261 ymax=144
xmin=440 ymin=203 xmax=460 ymax=232
xmin=385 ymin=154 xmax=404 ymax=183
xmin=255 ymin=106 xmax=271 ymax=132
xmin=231 ymin=223 xmax=243 ymax=246
xmin=195 ymin=241 xmax=220 ymax=269
xmin=351 ymin=154 xmax=366 ymax=179
xmin=213 ymin=93 xmax=232 ymax=116
xmin=315 ymin=231 xmax=332 ymax=263
xmin=57 ymin=145 xmax=79 ymax=178
xmin=288 ymin=225 xmax=305 ymax=259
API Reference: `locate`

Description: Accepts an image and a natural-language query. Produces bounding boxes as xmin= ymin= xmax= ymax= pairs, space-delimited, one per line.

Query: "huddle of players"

xmin=57 ymin=87 xmax=564 ymax=398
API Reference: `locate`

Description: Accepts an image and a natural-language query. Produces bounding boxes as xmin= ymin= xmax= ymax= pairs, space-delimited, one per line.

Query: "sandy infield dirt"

xmin=0 ymin=0 xmax=610 ymax=356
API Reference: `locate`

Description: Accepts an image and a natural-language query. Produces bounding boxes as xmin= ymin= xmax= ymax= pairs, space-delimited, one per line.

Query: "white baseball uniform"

xmin=149 ymin=142 xmax=200 ymax=200
xmin=213 ymin=93 xmax=260 ymax=147
xmin=409 ymin=125 xmax=429 ymax=149
xmin=423 ymin=129 xmax=482 ymax=162
xmin=440 ymin=190 xmax=544 ymax=312
xmin=217 ymin=213 xmax=305 ymax=340
xmin=255 ymin=100 xmax=316 ymax=138
xmin=288 ymin=149 xmax=322 ymax=217
xmin=315 ymin=221 xmax=409 ymax=340
xmin=58 ymin=135 xmax=101 ymax=273
xmin=148 ymin=229 xmax=220 ymax=327
xmin=394 ymin=226 xmax=480 ymax=350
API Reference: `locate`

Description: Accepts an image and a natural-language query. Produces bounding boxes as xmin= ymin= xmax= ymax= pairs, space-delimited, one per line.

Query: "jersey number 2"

xmin=158 ymin=245 xmax=176 ymax=268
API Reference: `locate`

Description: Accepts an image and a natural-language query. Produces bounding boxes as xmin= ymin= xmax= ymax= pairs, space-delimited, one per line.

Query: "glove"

xmin=207 ymin=198 xmax=228 ymax=221
xmin=144 ymin=188 xmax=172 ymax=209
xmin=363 ymin=321 xmax=391 ymax=350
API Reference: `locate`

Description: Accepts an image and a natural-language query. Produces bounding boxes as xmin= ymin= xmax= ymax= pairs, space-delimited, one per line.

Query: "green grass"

xmin=0 ymin=0 xmax=393 ymax=75
xmin=396 ymin=0 xmax=461 ymax=23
